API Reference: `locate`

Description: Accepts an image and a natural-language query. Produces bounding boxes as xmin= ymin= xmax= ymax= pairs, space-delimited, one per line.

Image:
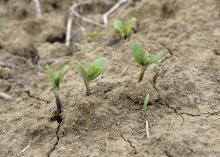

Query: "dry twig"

xmin=0 ymin=92 xmax=12 ymax=100
xmin=33 ymin=0 xmax=42 ymax=17
xmin=146 ymin=120 xmax=150 ymax=138
xmin=65 ymin=0 xmax=133 ymax=46
xmin=65 ymin=5 xmax=76 ymax=46
xmin=121 ymin=65 xmax=128 ymax=76
xmin=102 ymin=0 xmax=133 ymax=26
xmin=16 ymin=135 xmax=41 ymax=157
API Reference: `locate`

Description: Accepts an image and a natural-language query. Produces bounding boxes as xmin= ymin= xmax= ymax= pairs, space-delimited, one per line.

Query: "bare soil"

xmin=0 ymin=0 xmax=220 ymax=157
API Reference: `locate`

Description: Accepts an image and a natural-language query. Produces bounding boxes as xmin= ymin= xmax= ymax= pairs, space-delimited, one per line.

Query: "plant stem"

xmin=54 ymin=89 xmax=62 ymax=114
xmin=138 ymin=66 xmax=146 ymax=83
xmin=84 ymin=80 xmax=91 ymax=96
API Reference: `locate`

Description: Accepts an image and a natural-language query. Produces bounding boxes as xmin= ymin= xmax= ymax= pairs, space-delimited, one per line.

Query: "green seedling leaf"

xmin=58 ymin=65 xmax=69 ymax=86
xmin=47 ymin=65 xmax=56 ymax=88
xmin=144 ymin=93 xmax=150 ymax=110
xmin=112 ymin=19 xmax=126 ymax=38
xmin=132 ymin=42 xmax=165 ymax=82
xmin=47 ymin=65 xmax=68 ymax=89
xmin=75 ymin=60 xmax=89 ymax=83
xmin=143 ymin=53 xmax=151 ymax=65
xmin=88 ymin=57 xmax=108 ymax=80
xmin=133 ymin=42 xmax=146 ymax=65
xmin=75 ymin=57 xmax=108 ymax=95
xmin=47 ymin=65 xmax=68 ymax=114
xmin=113 ymin=18 xmax=137 ymax=39
xmin=148 ymin=51 xmax=164 ymax=65
xmin=54 ymin=75 xmax=60 ymax=89
xmin=47 ymin=65 xmax=55 ymax=81
xmin=126 ymin=17 xmax=137 ymax=37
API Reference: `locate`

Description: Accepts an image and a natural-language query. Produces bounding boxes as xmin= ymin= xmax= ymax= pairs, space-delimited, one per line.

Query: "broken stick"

xmin=33 ymin=0 xmax=42 ymax=17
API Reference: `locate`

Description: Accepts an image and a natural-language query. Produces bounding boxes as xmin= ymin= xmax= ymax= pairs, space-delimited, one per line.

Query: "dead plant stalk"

xmin=65 ymin=0 xmax=132 ymax=46
xmin=102 ymin=0 xmax=133 ymax=26
xmin=33 ymin=0 xmax=42 ymax=17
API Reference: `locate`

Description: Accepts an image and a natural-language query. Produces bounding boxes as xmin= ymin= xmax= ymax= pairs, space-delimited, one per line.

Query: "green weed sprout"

xmin=187 ymin=95 xmax=196 ymax=105
xmin=133 ymin=42 xmax=164 ymax=82
xmin=144 ymin=93 xmax=150 ymax=110
xmin=47 ymin=65 xmax=68 ymax=114
xmin=75 ymin=57 xmax=108 ymax=96
xmin=0 ymin=19 xmax=5 ymax=29
xmin=85 ymin=31 xmax=99 ymax=38
xmin=0 ymin=22 xmax=2 ymax=29
xmin=112 ymin=17 xmax=137 ymax=39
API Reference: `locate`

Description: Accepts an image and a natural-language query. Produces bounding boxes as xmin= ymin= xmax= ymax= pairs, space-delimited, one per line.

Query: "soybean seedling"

xmin=112 ymin=17 xmax=137 ymax=39
xmin=133 ymin=42 xmax=164 ymax=82
xmin=75 ymin=57 xmax=108 ymax=96
xmin=47 ymin=65 xmax=68 ymax=114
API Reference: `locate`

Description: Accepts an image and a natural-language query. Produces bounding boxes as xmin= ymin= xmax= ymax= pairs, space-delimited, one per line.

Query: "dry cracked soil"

xmin=0 ymin=0 xmax=220 ymax=157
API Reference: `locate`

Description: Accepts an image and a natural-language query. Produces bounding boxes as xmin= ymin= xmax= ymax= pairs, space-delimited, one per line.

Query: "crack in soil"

xmin=47 ymin=123 xmax=61 ymax=157
xmin=164 ymin=100 xmax=185 ymax=126
xmin=160 ymin=43 xmax=174 ymax=63
xmin=152 ymin=44 xmax=174 ymax=91
xmin=152 ymin=45 xmax=185 ymax=125
xmin=126 ymin=95 xmax=141 ymax=105
xmin=152 ymin=44 xmax=220 ymax=124
xmin=180 ymin=111 xmax=220 ymax=117
xmin=152 ymin=43 xmax=174 ymax=90
xmin=120 ymin=133 xmax=137 ymax=154
xmin=24 ymin=91 xmax=50 ymax=104
xmin=164 ymin=150 xmax=173 ymax=157
xmin=152 ymin=70 xmax=161 ymax=91
xmin=164 ymin=100 xmax=220 ymax=125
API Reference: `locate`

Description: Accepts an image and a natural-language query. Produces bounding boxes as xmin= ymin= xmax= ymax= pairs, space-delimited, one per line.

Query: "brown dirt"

xmin=0 ymin=0 xmax=220 ymax=157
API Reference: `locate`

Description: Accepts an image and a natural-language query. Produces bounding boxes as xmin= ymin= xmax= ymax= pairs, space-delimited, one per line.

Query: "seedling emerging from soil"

xmin=187 ymin=95 xmax=196 ymax=105
xmin=144 ymin=93 xmax=150 ymax=110
xmin=133 ymin=42 xmax=164 ymax=82
xmin=0 ymin=20 xmax=5 ymax=29
xmin=112 ymin=17 xmax=137 ymax=39
xmin=47 ymin=65 xmax=68 ymax=114
xmin=75 ymin=57 xmax=108 ymax=96
xmin=86 ymin=31 xmax=99 ymax=38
